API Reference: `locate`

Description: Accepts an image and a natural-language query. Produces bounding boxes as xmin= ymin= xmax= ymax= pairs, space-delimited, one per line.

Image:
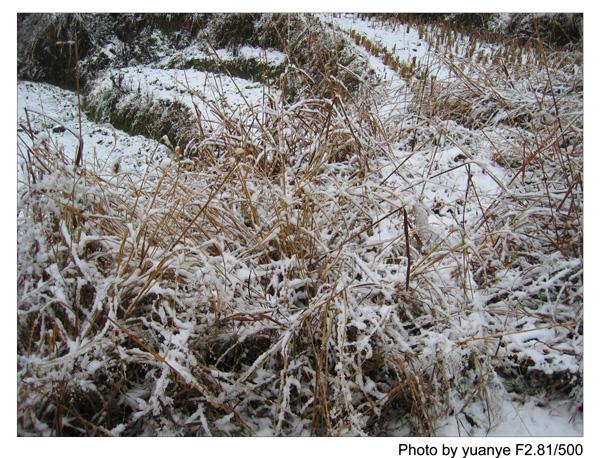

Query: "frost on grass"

xmin=17 ymin=13 xmax=582 ymax=437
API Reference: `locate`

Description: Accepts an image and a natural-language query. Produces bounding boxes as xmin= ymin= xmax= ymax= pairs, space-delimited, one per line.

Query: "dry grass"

xmin=17 ymin=14 xmax=582 ymax=436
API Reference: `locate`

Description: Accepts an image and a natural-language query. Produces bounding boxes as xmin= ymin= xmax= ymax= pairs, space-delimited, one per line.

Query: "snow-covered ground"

xmin=17 ymin=81 xmax=170 ymax=177
xmin=16 ymin=13 xmax=582 ymax=437
xmin=89 ymin=63 xmax=280 ymax=136
xmin=157 ymin=43 xmax=288 ymax=68
xmin=438 ymin=398 xmax=582 ymax=436
xmin=320 ymin=14 xmax=582 ymax=437
xmin=89 ymin=66 xmax=278 ymax=126
xmin=322 ymin=14 xmax=451 ymax=81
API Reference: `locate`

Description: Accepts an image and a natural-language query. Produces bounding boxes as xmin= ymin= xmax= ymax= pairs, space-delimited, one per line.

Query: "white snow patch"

xmin=17 ymin=81 xmax=169 ymax=177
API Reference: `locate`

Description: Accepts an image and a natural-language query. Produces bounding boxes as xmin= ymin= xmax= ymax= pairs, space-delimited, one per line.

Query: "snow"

xmin=158 ymin=43 xmax=287 ymax=68
xmin=16 ymin=13 xmax=582 ymax=438
xmin=437 ymin=397 xmax=582 ymax=436
xmin=89 ymin=65 xmax=280 ymax=128
xmin=17 ymin=80 xmax=170 ymax=177
xmin=322 ymin=14 xmax=452 ymax=81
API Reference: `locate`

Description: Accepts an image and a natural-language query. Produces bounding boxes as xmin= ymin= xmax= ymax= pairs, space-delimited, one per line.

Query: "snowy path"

xmin=90 ymin=67 xmax=276 ymax=114
xmin=88 ymin=65 xmax=281 ymax=133
xmin=17 ymin=81 xmax=170 ymax=177
xmin=321 ymin=14 xmax=451 ymax=81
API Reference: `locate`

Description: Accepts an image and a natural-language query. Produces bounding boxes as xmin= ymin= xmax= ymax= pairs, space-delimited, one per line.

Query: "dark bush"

xmin=508 ymin=13 xmax=582 ymax=48
xmin=17 ymin=13 xmax=92 ymax=89
xmin=207 ymin=13 xmax=261 ymax=48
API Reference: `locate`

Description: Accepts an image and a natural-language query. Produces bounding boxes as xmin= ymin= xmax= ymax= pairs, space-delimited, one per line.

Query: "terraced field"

xmin=17 ymin=13 xmax=582 ymax=436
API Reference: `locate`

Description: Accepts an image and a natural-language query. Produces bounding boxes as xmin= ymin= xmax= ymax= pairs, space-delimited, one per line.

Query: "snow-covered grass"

xmin=322 ymin=13 xmax=452 ymax=81
xmin=17 ymin=13 xmax=582 ymax=437
xmin=157 ymin=43 xmax=288 ymax=69
xmin=88 ymin=66 xmax=277 ymax=125
xmin=81 ymin=63 xmax=282 ymax=158
xmin=18 ymin=81 xmax=170 ymax=178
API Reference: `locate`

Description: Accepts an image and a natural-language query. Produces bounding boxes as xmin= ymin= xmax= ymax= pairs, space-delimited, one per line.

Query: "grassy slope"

xmin=17 ymin=14 xmax=582 ymax=436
